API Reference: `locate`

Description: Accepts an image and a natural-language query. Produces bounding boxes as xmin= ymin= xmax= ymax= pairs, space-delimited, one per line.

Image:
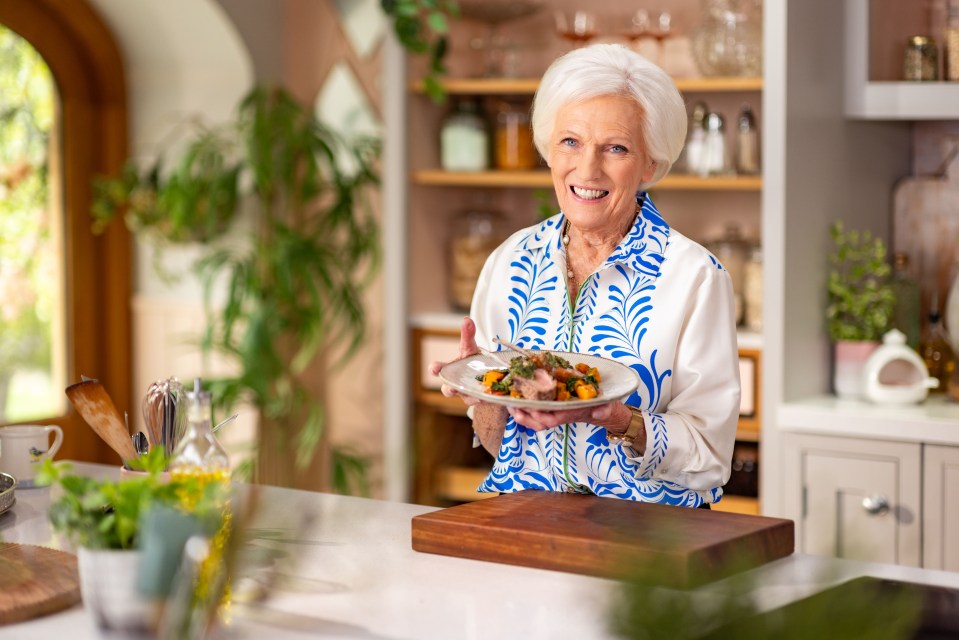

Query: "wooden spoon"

xmin=65 ymin=380 xmax=138 ymax=463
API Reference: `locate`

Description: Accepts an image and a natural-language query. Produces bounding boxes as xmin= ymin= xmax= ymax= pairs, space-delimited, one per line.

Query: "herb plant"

xmin=826 ymin=220 xmax=896 ymax=342
xmin=36 ymin=452 xmax=227 ymax=550
xmin=91 ymin=87 xmax=380 ymax=493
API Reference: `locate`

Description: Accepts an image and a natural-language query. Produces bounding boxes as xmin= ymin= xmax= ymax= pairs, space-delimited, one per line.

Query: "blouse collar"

xmin=517 ymin=193 xmax=671 ymax=278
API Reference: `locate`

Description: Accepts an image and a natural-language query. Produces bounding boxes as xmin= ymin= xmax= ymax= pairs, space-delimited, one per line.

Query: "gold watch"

xmin=606 ymin=406 xmax=644 ymax=448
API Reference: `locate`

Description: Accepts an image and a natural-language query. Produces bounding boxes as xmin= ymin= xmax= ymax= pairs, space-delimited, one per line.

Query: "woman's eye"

xmin=610 ymin=145 xmax=628 ymax=154
xmin=560 ymin=137 xmax=577 ymax=147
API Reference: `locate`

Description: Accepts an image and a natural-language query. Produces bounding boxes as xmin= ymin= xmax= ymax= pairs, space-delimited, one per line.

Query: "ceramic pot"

xmin=77 ymin=547 xmax=153 ymax=636
xmin=862 ymin=329 xmax=939 ymax=404
xmin=833 ymin=340 xmax=880 ymax=399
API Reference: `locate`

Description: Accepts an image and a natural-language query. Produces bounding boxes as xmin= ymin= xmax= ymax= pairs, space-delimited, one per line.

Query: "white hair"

xmin=531 ymin=44 xmax=687 ymax=189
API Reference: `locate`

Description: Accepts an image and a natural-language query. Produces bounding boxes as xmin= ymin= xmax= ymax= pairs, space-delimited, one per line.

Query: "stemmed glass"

xmin=554 ymin=10 xmax=599 ymax=50
xmin=623 ymin=9 xmax=673 ymax=67
xmin=460 ymin=0 xmax=545 ymax=77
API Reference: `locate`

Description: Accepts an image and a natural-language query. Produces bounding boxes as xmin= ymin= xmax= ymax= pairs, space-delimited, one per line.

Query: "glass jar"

xmin=743 ymin=245 xmax=763 ymax=331
xmin=691 ymin=0 xmax=763 ymax=77
xmin=448 ymin=206 xmax=505 ymax=311
xmin=707 ymin=224 xmax=751 ymax=325
xmin=701 ymin=111 xmax=731 ymax=176
xmin=494 ymin=100 xmax=536 ymax=171
xmin=440 ymin=99 xmax=490 ymax=172
xmin=904 ymin=35 xmax=939 ymax=81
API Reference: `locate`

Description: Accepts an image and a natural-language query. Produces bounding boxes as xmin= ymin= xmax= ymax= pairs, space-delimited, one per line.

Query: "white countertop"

xmin=2 ymin=462 xmax=959 ymax=639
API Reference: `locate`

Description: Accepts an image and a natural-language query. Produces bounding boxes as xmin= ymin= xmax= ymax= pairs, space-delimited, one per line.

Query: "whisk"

xmin=141 ymin=377 xmax=187 ymax=456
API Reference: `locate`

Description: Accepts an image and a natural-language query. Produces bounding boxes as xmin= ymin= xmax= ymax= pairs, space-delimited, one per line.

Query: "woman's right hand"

xmin=428 ymin=316 xmax=483 ymax=407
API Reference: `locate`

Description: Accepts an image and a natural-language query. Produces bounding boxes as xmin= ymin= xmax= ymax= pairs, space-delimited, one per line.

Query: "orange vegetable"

xmin=482 ymin=370 xmax=505 ymax=387
xmin=575 ymin=384 xmax=598 ymax=400
xmin=575 ymin=363 xmax=590 ymax=374
xmin=588 ymin=367 xmax=601 ymax=382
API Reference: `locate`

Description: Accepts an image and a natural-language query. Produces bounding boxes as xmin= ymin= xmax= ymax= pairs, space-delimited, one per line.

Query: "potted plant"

xmin=826 ymin=220 xmax=896 ymax=398
xmin=93 ymin=87 xmax=380 ymax=492
xmin=37 ymin=453 xmax=230 ymax=636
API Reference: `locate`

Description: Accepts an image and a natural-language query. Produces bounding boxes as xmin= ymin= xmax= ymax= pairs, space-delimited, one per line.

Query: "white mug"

xmin=0 ymin=425 xmax=64 ymax=487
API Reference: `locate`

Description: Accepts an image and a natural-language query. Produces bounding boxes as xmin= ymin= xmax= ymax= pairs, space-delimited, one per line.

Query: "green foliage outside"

xmin=92 ymin=87 xmax=380 ymax=494
xmin=0 ymin=26 xmax=55 ymax=421
xmin=826 ymin=220 xmax=896 ymax=342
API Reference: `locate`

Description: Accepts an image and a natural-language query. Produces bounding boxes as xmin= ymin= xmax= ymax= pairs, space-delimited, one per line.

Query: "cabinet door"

xmin=783 ymin=434 xmax=921 ymax=566
xmin=923 ymin=444 xmax=959 ymax=571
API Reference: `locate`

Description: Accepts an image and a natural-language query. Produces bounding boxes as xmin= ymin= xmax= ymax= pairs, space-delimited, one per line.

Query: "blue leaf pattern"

xmin=477 ymin=195 xmax=720 ymax=505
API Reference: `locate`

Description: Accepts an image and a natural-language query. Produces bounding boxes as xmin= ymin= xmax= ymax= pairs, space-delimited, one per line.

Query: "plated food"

xmin=439 ymin=349 xmax=641 ymax=410
xmin=477 ymin=351 xmax=602 ymax=402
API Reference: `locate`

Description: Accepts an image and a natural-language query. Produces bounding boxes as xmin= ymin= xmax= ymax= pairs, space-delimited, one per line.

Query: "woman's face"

xmin=547 ymin=94 xmax=655 ymax=235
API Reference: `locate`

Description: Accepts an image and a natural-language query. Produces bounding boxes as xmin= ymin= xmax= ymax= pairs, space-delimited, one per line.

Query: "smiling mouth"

xmin=570 ymin=185 xmax=609 ymax=200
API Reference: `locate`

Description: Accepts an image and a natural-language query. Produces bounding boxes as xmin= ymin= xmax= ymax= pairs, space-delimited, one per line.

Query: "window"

xmin=0 ymin=0 xmax=130 ymax=463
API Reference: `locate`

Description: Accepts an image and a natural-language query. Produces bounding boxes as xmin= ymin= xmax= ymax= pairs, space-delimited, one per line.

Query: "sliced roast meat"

xmin=512 ymin=367 xmax=557 ymax=401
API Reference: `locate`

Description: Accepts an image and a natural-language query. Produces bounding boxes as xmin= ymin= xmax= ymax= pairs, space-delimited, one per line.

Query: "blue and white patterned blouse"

xmin=470 ymin=194 xmax=741 ymax=506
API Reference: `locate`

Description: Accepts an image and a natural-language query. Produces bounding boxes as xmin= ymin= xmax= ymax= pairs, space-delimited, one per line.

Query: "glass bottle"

xmin=170 ymin=378 xmax=230 ymax=476
xmin=919 ymin=297 xmax=957 ymax=394
xmin=440 ymin=99 xmax=489 ymax=172
xmin=735 ymin=103 xmax=760 ymax=175
xmin=679 ymin=101 xmax=708 ymax=175
xmin=494 ymin=100 xmax=536 ymax=171
xmin=889 ymin=252 xmax=921 ymax=350
xmin=701 ymin=112 xmax=730 ymax=176
xmin=946 ymin=2 xmax=959 ymax=80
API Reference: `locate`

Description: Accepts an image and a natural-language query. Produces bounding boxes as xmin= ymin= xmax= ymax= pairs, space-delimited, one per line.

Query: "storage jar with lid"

xmin=441 ymin=99 xmax=490 ymax=172
xmin=707 ymin=224 xmax=751 ymax=325
xmin=448 ymin=206 xmax=505 ymax=311
xmin=494 ymin=100 xmax=536 ymax=171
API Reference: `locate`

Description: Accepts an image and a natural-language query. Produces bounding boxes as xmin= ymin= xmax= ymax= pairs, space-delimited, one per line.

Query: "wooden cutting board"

xmin=412 ymin=491 xmax=794 ymax=588
xmin=0 ymin=543 xmax=81 ymax=625
xmin=892 ymin=147 xmax=959 ymax=325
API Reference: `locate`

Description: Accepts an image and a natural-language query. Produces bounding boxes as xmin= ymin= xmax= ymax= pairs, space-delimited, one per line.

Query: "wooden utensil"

xmin=65 ymin=380 xmax=138 ymax=463
xmin=492 ymin=337 xmax=535 ymax=358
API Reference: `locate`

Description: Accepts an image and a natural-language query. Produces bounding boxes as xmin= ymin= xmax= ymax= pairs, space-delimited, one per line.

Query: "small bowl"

xmin=0 ymin=472 xmax=17 ymax=515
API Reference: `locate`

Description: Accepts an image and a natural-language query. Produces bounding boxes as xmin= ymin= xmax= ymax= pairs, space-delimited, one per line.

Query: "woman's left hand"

xmin=508 ymin=401 xmax=618 ymax=432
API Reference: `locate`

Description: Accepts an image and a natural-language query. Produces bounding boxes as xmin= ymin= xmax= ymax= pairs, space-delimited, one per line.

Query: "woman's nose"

xmin=577 ymin=148 xmax=603 ymax=178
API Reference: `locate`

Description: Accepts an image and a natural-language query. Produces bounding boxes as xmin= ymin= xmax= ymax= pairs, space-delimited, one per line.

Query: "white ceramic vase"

xmin=77 ymin=547 xmax=153 ymax=636
xmin=833 ymin=340 xmax=880 ymax=399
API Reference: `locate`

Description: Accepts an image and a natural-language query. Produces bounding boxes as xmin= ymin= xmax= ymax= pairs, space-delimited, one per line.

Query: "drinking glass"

xmin=623 ymin=10 xmax=673 ymax=67
xmin=554 ymin=10 xmax=599 ymax=49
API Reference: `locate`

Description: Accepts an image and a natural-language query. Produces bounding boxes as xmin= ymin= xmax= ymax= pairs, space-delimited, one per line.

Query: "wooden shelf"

xmin=436 ymin=465 xmax=496 ymax=502
xmin=411 ymin=76 xmax=763 ymax=96
xmin=712 ymin=495 xmax=760 ymax=515
xmin=412 ymin=170 xmax=762 ymax=191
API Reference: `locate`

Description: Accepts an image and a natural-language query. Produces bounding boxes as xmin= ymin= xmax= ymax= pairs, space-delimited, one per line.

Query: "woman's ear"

xmin=641 ymin=159 xmax=657 ymax=183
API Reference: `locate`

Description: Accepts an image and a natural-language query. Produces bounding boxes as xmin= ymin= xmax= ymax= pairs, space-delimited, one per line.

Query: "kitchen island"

xmin=1 ymin=462 xmax=957 ymax=639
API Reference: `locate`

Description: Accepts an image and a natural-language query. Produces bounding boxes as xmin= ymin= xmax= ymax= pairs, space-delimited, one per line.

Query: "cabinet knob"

xmin=861 ymin=495 xmax=890 ymax=516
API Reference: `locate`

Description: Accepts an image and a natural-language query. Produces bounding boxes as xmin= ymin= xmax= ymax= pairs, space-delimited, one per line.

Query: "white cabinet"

xmin=923 ymin=444 xmax=959 ymax=571
xmin=784 ymin=433 xmax=921 ymax=567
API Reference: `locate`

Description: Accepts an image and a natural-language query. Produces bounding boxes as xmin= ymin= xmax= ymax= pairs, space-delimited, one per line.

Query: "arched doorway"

xmin=0 ymin=0 xmax=130 ymax=463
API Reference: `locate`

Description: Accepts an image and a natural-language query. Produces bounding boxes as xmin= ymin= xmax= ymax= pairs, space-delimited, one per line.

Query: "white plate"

xmin=439 ymin=349 xmax=640 ymax=410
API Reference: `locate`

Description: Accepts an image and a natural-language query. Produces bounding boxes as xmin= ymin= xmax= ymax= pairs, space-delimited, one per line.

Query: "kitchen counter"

xmin=2 ymin=462 xmax=959 ymax=639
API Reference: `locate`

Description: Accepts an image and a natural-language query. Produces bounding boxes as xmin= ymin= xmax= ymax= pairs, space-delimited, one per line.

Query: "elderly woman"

xmin=431 ymin=44 xmax=740 ymax=507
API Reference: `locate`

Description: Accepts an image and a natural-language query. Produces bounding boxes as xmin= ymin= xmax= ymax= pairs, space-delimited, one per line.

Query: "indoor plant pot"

xmin=826 ymin=221 xmax=896 ymax=399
